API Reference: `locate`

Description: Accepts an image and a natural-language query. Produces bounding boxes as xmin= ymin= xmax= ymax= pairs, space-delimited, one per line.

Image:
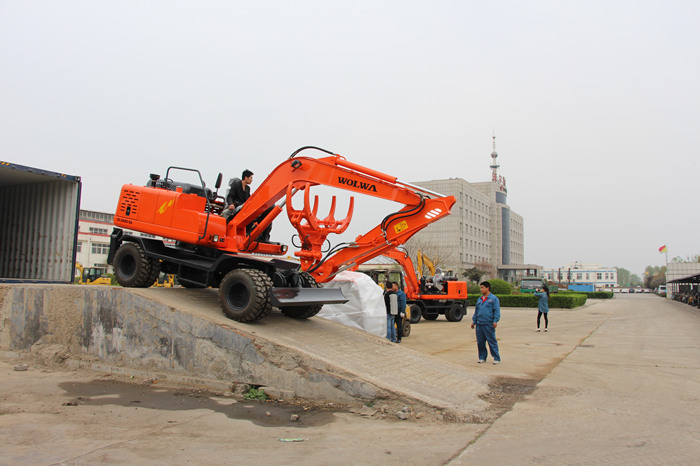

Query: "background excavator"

xmin=358 ymin=248 xmax=468 ymax=323
xmin=416 ymin=249 xmax=457 ymax=294
xmin=75 ymin=263 xmax=112 ymax=285
xmin=108 ymin=146 xmax=457 ymax=323
xmin=152 ymin=272 xmax=176 ymax=287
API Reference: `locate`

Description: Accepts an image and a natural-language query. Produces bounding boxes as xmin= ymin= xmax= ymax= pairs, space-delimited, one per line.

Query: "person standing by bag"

xmin=384 ymin=282 xmax=398 ymax=342
xmin=393 ymin=282 xmax=407 ymax=343
xmin=471 ymin=281 xmax=501 ymax=364
xmin=534 ymin=286 xmax=550 ymax=332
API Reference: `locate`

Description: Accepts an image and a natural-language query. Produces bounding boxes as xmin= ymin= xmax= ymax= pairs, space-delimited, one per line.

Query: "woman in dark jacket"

xmin=534 ymin=286 xmax=550 ymax=332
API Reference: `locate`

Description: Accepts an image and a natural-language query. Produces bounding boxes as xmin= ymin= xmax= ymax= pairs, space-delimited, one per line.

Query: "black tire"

xmin=219 ymin=269 xmax=272 ymax=322
xmin=146 ymin=259 xmax=162 ymax=287
xmin=402 ymin=319 xmax=411 ymax=337
xmin=113 ymin=242 xmax=157 ymax=288
xmin=409 ymin=304 xmax=422 ymax=323
xmin=423 ymin=313 xmax=438 ymax=321
xmin=280 ymin=272 xmax=324 ymax=319
xmin=445 ymin=302 xmax=465 ymax=322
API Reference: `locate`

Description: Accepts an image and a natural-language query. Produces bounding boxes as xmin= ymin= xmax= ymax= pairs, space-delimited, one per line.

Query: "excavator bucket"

xmin=270 ymin=286 xmax=348 ymax=307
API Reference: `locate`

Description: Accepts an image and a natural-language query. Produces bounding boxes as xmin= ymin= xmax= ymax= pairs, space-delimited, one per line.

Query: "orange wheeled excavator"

xmin=108 ymin=146 xmax=456 ymax=322
xmin=380 ymin=248 xmax=468 ymax=323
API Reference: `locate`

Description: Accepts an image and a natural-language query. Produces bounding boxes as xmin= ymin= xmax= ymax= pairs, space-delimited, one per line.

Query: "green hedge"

xmin=558 ymin=290 xmax=613 ymax=299
xmin=487 ymin=279 xmax=512 ymax=295
xmin=467 ymin=282 xmax=481 ymax=295
xmin=468 ymin=293 xmax=587 ymax=309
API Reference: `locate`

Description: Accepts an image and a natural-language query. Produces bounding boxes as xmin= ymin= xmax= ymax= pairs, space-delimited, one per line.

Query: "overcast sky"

xmin=2 ymin=0 xmax=698 ymax=277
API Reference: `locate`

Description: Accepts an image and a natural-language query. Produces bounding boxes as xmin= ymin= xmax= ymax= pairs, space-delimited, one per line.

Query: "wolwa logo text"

xmin=337 ymin=177 xmax=377 ymax=192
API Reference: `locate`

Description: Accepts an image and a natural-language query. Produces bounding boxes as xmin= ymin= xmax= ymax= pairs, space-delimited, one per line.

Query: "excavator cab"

xmin=75 ymin=263 xmax=111 ymax=285
xmin=147 ymin=169 xmax=224 ymax=209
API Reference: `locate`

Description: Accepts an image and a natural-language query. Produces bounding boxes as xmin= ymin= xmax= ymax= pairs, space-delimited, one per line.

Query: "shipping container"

xmin=0 ymin=161 xmax=81 ymax=283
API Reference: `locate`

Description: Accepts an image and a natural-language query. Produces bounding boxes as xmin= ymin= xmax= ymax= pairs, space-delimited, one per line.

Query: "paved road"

xmin=2 ymin=294 xmax=699 ymax=464
xmin=451 ymin=294 xmax=700 ymax=464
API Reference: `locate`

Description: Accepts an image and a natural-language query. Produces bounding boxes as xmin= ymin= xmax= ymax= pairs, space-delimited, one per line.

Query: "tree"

xmin=474 ymin=259 xmax=495 ymax=279
xmin=671 ymin=255 xmax=700 ymax=263
xmin=461 ymin=267 xmax=484 ymax=283
xmin=616 ymin=267 xmax=632 ymax=287
xmin=630 ymin=274 xmax=643 ymax=287
xmin=643 ymin=265 xmax=666 ymax=289
xmin=403 ymin=237 xmax=455 ymax=276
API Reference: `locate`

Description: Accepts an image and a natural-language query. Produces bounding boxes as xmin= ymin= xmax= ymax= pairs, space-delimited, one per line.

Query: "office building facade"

xmin=409 ymin=137 xmax=536 ymax=281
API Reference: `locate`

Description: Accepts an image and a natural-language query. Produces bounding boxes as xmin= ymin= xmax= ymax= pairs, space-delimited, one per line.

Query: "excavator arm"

xmin=376 ymin=247 xmax=468 ymax=302
xmin=230 ymin=147 xmax=456 ymax=282
xmin=417 ymin=249 xmax=436 ymax=277
xmin=381 ymin=247 xmax=423 ymax=297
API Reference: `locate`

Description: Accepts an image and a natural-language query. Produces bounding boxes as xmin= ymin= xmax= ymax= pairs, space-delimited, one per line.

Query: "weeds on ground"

xmin=244 ymin=387 xmax=269 ymax=401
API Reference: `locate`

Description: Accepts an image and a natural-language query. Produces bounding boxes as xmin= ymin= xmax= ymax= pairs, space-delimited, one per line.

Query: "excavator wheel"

xmin=219 ymin=269 xmax=272 ymax=322
xmin=409 ymin=304 xmax=422 ymax=324
xmin=280 ymin=272 xmax=324 ymax=319
xmin=147 ymin=259 xmax=162 ymax=287
xmin=445 ymin=302 xmax=465 ymax=322
xmin=402 ymin=319 xmax=411 ymax=337
xmin=113 ymin=242 xmax=158 ymax=288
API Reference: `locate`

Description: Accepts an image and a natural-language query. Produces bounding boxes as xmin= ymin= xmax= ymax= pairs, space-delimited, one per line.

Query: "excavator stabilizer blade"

xmin=270 ymin=287 xmax=348 ymax=308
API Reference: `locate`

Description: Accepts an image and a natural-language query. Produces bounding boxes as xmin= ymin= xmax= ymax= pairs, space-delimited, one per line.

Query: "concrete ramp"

xmin=0 ymin=284 xmax=488 ymax=418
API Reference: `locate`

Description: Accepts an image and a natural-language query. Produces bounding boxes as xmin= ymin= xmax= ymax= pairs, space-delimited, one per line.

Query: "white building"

xmin=408 ymin=135 xmax=539 ymax=282
xmin=76 ymin=209 xmax=165 ymax=276
xmin=542 ymin=262 xmax=618 ymax=290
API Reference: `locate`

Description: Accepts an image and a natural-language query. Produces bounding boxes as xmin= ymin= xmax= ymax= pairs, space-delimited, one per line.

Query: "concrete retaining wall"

xmin=0 ymin=284 xmax=381 ymax=402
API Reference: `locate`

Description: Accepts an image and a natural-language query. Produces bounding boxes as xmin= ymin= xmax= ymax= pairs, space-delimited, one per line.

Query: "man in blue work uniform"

xmin=471 ymin=281 xmax=501 ymax=364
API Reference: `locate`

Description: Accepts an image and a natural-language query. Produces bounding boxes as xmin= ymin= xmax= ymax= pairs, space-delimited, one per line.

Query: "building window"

xmin=89 ymin=227 xmax=109 ymax=235
xmin=91 ymin=243 xmax=109 ymax=254
xmin=76 ymin=241 xmax=82 ymax=252
xmin=597 ymin=273 xmax=602 ymax=280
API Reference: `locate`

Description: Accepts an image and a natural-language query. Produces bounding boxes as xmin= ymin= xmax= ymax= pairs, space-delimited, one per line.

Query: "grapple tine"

xmin=322 ymin=196 xmax=338 ymax=225
xmin=303 ymin=184 xmax=319 ymax=229
xmin=312 ymin=195 xmax=320 ymax=219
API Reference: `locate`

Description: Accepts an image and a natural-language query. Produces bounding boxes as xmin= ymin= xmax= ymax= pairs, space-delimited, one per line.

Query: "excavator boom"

xmin=228 ymin=148 xmax=456 ymax=281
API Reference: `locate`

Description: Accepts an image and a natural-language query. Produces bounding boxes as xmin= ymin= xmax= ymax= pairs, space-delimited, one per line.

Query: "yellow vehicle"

xmin=75 ymin=263 xmax=112 ymax=285
xmin=153 ymin=273 xmax=176 ymax=287
xmin=398 ymin=305 xmax=411 ymax=337
xmin=416 ymin=249 xmax=436 ymax=276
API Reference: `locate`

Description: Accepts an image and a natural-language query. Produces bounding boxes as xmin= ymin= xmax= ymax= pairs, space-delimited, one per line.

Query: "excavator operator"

xmin=223 ymin=169 xmax=253 ymax=220
xmin=433 ymin=267 xmax=445 ymax=292
xmin=223 ymin=169 xmax=272 ymax=243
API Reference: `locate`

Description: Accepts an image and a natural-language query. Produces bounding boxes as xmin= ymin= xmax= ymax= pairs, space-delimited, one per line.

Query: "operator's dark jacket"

xmin=226 ymin=178 xmax=250 ymax=210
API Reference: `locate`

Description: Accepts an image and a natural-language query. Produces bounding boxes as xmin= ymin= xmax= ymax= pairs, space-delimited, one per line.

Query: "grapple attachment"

xmin=286 ymin=182 xmax=354 ymax=269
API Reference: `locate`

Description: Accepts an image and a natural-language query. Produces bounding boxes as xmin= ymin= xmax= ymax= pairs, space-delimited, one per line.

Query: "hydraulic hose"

xmin=288 ymin=146 xmax=337 ymax=159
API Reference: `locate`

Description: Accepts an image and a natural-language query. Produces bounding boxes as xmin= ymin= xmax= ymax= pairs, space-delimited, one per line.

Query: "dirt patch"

xmin=30 ymin=343 xmax=100 ymax=368
xmin=466 ymin=376 xmax=539 ymax=424
xmin=7 ymin=348 xmax=459 ymax=425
